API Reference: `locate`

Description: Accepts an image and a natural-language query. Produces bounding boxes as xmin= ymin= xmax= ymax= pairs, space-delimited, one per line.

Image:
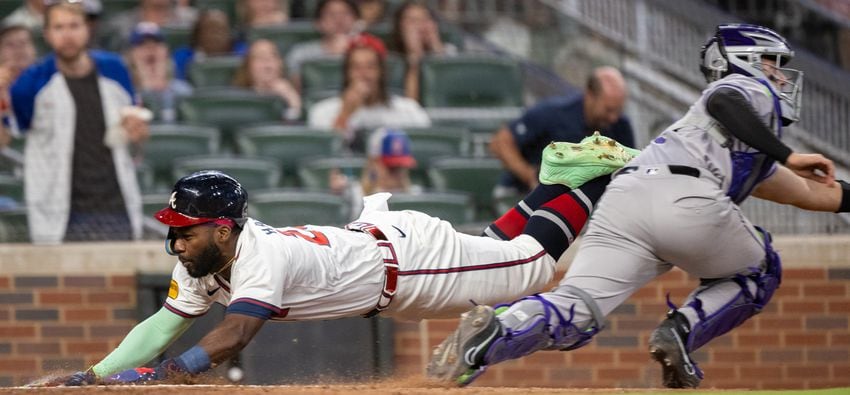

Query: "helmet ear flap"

xmin=700 ymin=35 xmax=729 ymax=83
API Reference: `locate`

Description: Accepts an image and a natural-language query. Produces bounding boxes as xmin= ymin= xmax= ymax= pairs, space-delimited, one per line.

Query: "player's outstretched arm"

xmin=752 ymin=165 xmax=848 ymax=212
xmin=31 ymin=307 xmax=194 ymax=386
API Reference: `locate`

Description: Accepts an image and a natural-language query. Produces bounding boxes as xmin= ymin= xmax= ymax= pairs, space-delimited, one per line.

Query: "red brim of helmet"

xmin=381 ymin=156 xmax=417 ymax=168
xmin=154 ymin=207 xmax=213 ymax=227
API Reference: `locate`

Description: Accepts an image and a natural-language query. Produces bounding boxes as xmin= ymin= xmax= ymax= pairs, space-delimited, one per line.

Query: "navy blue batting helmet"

xmin=155 ymin=170 xmax=248 ymax=228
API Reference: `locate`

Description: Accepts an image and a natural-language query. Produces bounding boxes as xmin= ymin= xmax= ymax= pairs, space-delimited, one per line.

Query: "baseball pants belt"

xmin=346 ymin=222 xmax=400 ymax=318
xmin=616 ymin=165 xmax=701 ymax=178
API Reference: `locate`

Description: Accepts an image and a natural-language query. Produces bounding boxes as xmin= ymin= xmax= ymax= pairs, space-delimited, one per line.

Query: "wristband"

xmin=173 ymin=345 xmax=211 ymax=374
xmin=838 ymin=180 xmax=850 ymax=213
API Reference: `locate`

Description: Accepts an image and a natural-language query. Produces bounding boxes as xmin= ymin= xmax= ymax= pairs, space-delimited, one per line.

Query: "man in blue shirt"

xmin=490 ymin=66 xmax=635 ymax=196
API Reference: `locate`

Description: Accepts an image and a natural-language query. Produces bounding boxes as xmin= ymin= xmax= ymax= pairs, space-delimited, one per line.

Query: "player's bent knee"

xmin=683 ymin=226 xmax=781 ymax=352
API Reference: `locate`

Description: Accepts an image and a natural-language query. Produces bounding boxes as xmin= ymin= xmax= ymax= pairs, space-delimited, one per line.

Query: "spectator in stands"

xmin=355 ymin=0 xmax=389 ymax=30
xmin=490 ymin=66 xmax=635 ymax=197
xmin=103 ymin=0 xmax=198 ymax=51
xmin=0 ymin=24 xmax=37 ymax=81
xmin=286 ymin=0 xmax=360 ymax=81
xmin=389 ymin=0 xmax=457 ymax=101
xmin=2 ymin=0 xmax=45 ymax=30
xmin=0 ymin=1 xmax=148 ymax=243
xmin=238 ymin=0 xmax=290 ymax=29
xmin=173 ymin=9 xmax=248 ymax=81
xmin=308 ymin=34 xmax=430 ymax=149
xmin=126 ymin=22 xmax=193 ymax=123
xmin=330 ymin=127 xmax=419 ymax=218
xmin=232 ymin=39 xmax=301 ymax=121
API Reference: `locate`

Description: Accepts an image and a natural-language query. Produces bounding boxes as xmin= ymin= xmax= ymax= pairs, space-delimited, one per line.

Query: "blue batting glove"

xmin=106 ymin=367 xmax=162 ymax=384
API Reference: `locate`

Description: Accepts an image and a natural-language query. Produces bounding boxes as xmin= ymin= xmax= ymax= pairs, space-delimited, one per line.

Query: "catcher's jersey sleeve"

xmin=163 ymin=262 xmax=216 ymax=318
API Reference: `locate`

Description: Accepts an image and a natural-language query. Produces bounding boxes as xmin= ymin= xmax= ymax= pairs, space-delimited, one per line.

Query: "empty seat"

xmin=178 ymin=90 xmax=286 ymax=149
xmin=0 ymin=208 xmax=28 ymax=243
xmin=389 ymin=191 xmax=473 ymax=224
xmin=235 ymin=125 xmax=341 ymax=185
xmin=142 ymin=123 xmax=221 ymax=191
xmin=419 ymin=55 xmax=523 ymax=108
xmin=297 ymin=156 xmax=367 ymax=190
xmin=247 ymin=21 xmax=322 ymax=56
xmin=161 ymin=26 xmax=192 ymax=52
xmin=0 ymin=174 xmax=24 ymax=203
xmin=402 ymin=126 xmax=471 ymax=187
xmin=250 ymin=189 xmax=347 ymax=227
xmin=428 ymin=157 xmax=504 ymax=220
xmin=188 ymin=56 xmax=244 ymax=88
xmin=173 ymin=156 xmax=282 ymax=191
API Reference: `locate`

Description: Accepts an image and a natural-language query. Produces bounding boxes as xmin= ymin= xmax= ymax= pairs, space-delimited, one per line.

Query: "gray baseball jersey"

xmin=500 ymin=73 xmax=781 ymax=332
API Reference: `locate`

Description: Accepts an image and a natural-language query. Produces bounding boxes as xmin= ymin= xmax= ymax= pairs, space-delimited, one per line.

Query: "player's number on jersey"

xmin=278 ymin=227 xmax=330 ymax=247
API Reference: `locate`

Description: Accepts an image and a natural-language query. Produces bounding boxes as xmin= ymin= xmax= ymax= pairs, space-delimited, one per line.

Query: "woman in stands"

xmin=172 ymin=9 xmax=247 ymax=81
xmin=389 ymin=0 xmax=457 ymax=102
xmin=232 ymin=39 xmax=301 ymax=120
xmin=238 ymin=0 xmax=289 ymax=29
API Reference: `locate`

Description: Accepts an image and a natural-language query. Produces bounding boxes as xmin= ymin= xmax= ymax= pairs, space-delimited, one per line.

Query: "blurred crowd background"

xmin=0 ymin=0 xmax=848 ymax=244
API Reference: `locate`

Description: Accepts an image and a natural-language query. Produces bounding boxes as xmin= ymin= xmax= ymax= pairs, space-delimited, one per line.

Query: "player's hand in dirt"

xmin=27 ymin=370 xmax=96 ymax=387
xmin=106 ymin=367 xmax=163 ymax=384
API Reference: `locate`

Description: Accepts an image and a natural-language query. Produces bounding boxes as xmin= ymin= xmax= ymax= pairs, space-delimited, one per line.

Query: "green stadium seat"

xmin=161 ymin=26 xmax=192 ymax=50
xmin=0 ymin=174 xmax=24 ymax=203
xmin=247 ymin=21 xmax=322 ymax=56
xmin=0 ymin=208 xmax=28 ymax=243
xmin=178 ymin=90 xmax=286 ymax=150
xmin=173 ymin=156 xmax=282 ymax=191
xmin=99 ymin=0 xmax=137 ymax=19
xmin=0 ymin=0 xmax=18 ymax=16
xmin=142 ymin=123 xmax=221 ymax=191
xmin=297 ymin=156 xmax=367 ymax=190
xmin=188 ymin=56 xmax=244 ymax=88
xmin=428 ymin=157 xmax=504 ymax=221
xmin=389 ymin=191 xmax=474 ymax=224
xmin=235 ymin=125 xmax=341 ymax=185
xmin=402 ymin=126 xmax=471 ymax=187
xmin=419 ymin=55 xmax=523 ymax=108
xmin=250 ymin=189 xmax=347 ymax=227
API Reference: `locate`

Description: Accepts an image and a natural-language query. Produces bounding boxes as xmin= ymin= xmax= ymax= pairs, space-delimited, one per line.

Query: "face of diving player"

xmin=171 ymin=224 xmax=229 ymax=278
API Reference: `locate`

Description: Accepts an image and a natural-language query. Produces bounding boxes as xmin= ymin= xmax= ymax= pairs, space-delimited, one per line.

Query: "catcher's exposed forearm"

xmin=91 ymin=307 xmax=194 ymax=378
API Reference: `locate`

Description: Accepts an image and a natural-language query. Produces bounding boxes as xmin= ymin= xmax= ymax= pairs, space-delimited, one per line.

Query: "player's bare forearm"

xmin=753 ymin=165 xmax=842 ymax=211
xmin=196 ymin=313 xmax=266 ymax=365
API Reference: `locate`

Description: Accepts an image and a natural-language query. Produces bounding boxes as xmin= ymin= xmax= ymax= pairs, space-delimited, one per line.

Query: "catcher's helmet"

xmin=700 ymin=24 xmax=803 ymax=125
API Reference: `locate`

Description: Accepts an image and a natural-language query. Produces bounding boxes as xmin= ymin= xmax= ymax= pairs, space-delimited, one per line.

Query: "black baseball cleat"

xmin=426 ymin=305 xmax=503 ymax=386
xmin=648 ymin=311 xmax=704 ymax=388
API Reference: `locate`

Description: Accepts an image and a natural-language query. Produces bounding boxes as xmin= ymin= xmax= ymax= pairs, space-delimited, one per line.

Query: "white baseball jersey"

xmin=165 ymin=194 xmax=556 ymax=322
xmin=631 ymin=74 xmax=780 ymax=203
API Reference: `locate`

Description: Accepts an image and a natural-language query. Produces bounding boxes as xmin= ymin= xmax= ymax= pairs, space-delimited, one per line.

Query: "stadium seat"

xmin=161 ymin=26 xmax=192 ymax=51
xmin=188 ymin=56 xmax=244 ymax=88
xmin=389 ymin=191 xmax=474 ymax=224
xmin=99 ymin=0 xmax=137 ymax=19
xmin=250 ymin=189 xmax=347 ymax=227
xmin=427 ymin=157 xmax=504 ymax=220
xmin=0 ymin=0 xmax=17 ymax=16
xmin=300 ymin=54 xmax=406 ymax=107
xmin=178 ymin=90 xmax=286 ymax=150
xmin=419 ymin=55 xmax=523 ymax=108
xmin=297 ymin=156 xmax=367 ymax=191
xmin=0 ymin=208 xmax=28 ymax=243
xmin=173 ymin=156 xmax=282 ymax=191
xmin=142 ymin=123 xmax=221 ymax=191
xmin=0 ymin=174 xmax=24 ymax=204
xmin=235 ymin=125 xmax=341 ymax=185
xmin=402 ymin=126 xmax=471 ymax=187
xmin=247 ymin=21 xmax=322 ymax=56
xmin=195 ymin=0 xmax=238 ymax=22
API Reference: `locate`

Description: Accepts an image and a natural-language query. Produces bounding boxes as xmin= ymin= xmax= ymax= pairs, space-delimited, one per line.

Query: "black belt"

xmin=618 ymin=165 xmax=701 ymax=178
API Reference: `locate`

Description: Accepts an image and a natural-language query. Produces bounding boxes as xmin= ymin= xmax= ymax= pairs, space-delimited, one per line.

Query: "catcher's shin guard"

xmin=428 ymin=290 xmax=604 ymax=387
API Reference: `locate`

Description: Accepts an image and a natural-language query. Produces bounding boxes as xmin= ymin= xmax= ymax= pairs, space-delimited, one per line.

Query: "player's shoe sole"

xmin=426 ymin=305 xmax=501 ymax=387
xmin=648 ymin=323 xmax=703 ymax=388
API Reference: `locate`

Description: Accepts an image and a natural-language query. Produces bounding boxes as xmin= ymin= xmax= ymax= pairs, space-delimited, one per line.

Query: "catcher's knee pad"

xmin=485 ymin=286 xmax=605 ymax=365
xmin=681 ymin=226 xmax=782 ymax=352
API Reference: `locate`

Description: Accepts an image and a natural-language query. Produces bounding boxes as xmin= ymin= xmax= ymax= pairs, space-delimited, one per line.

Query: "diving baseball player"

xmin=40 ymin=133 xmax=638 ymax=386
xmin=427 ymin=24 xmax=850 ymax=388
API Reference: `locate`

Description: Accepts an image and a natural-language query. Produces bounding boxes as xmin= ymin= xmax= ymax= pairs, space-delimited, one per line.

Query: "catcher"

xmin=40 ymin=134 xmax=639 ymax=386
